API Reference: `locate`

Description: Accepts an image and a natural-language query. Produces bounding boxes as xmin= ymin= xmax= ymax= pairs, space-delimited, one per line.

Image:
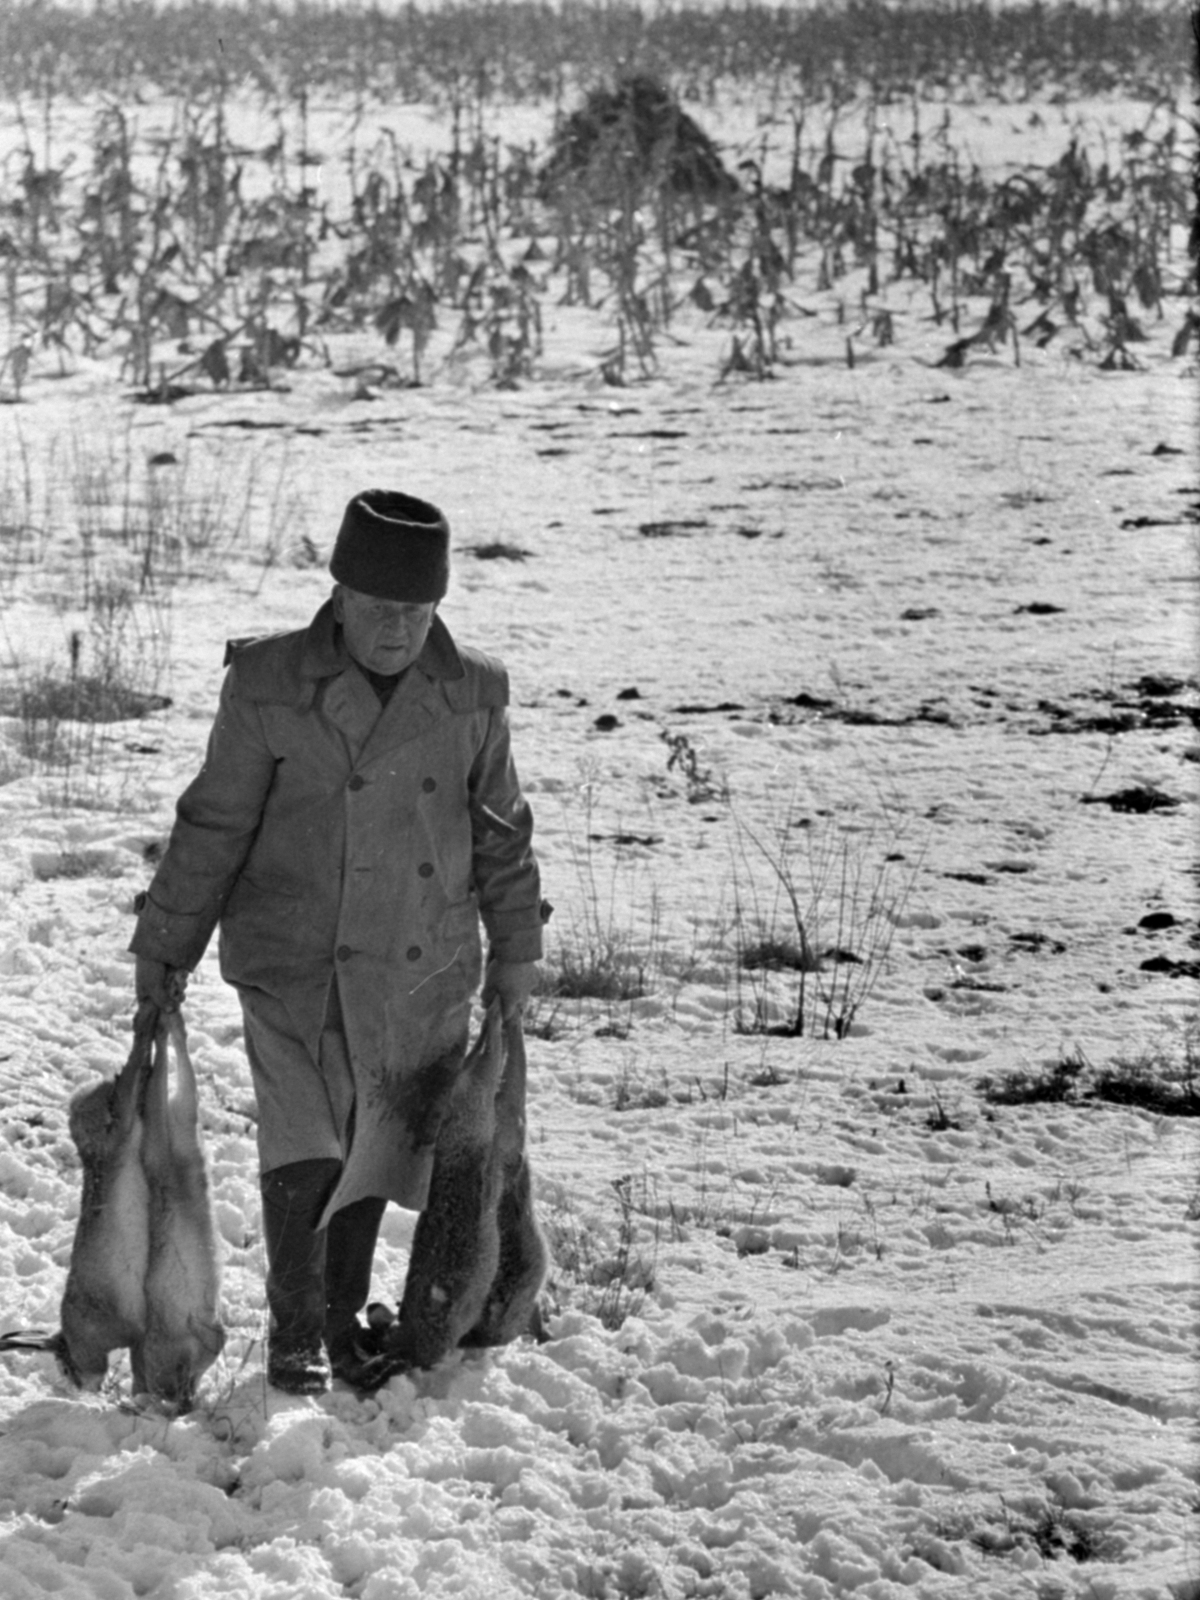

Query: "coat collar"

xmin=299 ymin=598 xmax=465 ymax=684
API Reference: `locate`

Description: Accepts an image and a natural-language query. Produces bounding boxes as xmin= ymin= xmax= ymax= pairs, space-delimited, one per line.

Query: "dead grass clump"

xmin=12 ymin=671 xmax=166 ymax=729
xmin=739 ymin=935 xmax=813 ymax=973
xmin=540 ymin=1176 xmax=656 ymax=1330
xmin=1092 ymin=1038 xmax=1200 ymax=1117
xmin=0 ymin=591 xmax=171 ymax=807
xmin=32 ymin=849 xmax=123 ymax=881
xmin=610 ymin=1059 xmax=670 ymax=1111
xmin=968 ymin=1497 xmax=1118 ymax=1565
xmin=464 ymin=541 xmax=531 ymax=562
xmin=538 ymin=767 xmax=663 ymax=1019
xmin=3 ymin=626 xmax=169 ymax=774
xmin=747 ymin=1059 xmax=790 ymax=1089
xmin=4 ymin=669 xmax=165 ymax=788
xmin=978 ymin=1048 xmax=1087 ymax=1107
xmin=537 ymin=943 xmax=650 ymax=1005
xmin=979 ymin=1024 xmax=1200 ymax=1117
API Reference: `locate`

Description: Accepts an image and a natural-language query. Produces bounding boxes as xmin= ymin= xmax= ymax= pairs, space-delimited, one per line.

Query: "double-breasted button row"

xmin=348 ymin=774 xmax=433 ymax=791
xmin=349 ymin=775 xmax=435 ymax=792
xmin=350 ymin=775 xmax=432 ymax=791
xmin=339 ymin=943 xmax=422 ymax=960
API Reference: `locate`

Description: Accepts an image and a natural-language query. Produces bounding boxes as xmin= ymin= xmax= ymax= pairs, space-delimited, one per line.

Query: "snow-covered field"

xmin=0 ymin=69 xmax=1196 ymax=1600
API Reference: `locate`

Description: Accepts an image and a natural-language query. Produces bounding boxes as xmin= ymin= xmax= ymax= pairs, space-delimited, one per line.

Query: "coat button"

xmin=418 ymin=862 xmax=434 ymax=878
xmin=337 ymin=945 xmax=353 ymax=961
xmin=348 ymin=775 xmax=365 ymax=791
xmin=406 ymin=945 xmax=422 ymax=961
xmin=422 ymin=777 xmax=437 ymax=792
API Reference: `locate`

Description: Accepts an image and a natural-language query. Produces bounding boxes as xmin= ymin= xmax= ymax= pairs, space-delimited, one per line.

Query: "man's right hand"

xmin=135 ymin=957 xmax=188 ymax=1012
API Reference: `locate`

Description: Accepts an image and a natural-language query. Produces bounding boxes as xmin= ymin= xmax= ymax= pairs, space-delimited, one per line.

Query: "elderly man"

xmin=131 ymin=490 xmax=544 ymax=1394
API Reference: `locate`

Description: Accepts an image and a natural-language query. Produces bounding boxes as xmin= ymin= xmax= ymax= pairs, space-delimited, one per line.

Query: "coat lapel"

xmin=302 ymin=606 xmax=467 ymax=767
xmin=323 ymin=668 xmax=385 ymax=765
xmin=357 ymin=669 xmax=442 ymax=763
xmin=356 ymin=615 xmax=465 ymax=765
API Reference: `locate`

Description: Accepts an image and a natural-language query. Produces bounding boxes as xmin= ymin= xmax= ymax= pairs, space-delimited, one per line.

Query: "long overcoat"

xmin=130 ymin=599 xmax=543 ymax=1220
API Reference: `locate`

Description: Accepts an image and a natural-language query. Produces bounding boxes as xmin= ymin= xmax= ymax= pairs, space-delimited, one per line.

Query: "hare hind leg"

xmin=141 ymin=1013 xmax=224 ymax=1409
xmin=460 ymin=1154 xmax=548 ymax=1348
xmin=461 ymin=1013 xmax=548 ymax=1349
xmin=58 ymin=1014 xmax=156 ymax=1388
xmin=382 ymin=1007 xmax=506 ymax=1373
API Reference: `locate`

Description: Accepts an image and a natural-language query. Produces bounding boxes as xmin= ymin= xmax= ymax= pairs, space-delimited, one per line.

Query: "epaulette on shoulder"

xmin=223 ymin=628 xmax=309 ymax=705
xmin=223 ymin=634 xmax=271 ymax=667
xmin=444 ymin=643 xmax=509 ymax=713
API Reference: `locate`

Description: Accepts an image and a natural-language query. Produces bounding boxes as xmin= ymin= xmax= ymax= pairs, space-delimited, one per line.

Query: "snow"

xmin=0 ymin=69 xmax=1196 ymax=1600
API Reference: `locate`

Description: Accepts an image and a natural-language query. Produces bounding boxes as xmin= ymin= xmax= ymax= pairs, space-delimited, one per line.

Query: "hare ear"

xmin=0 ymin=1329 xmax=60 ymax=1351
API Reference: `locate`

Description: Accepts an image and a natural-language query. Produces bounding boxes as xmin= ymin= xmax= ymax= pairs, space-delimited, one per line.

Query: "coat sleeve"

xmin=129 ymin=666 xmax=277 ymax=970
xmin=468 ymin=706 xmax=545 ymax=964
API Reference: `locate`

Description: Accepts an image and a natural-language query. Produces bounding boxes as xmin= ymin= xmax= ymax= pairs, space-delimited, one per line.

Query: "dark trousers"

xmin=260 ymin=1159 xmax=386 ymax=1348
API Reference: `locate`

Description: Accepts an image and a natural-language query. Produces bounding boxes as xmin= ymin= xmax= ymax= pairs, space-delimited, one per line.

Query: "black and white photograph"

xmin=0 ymin=1 xmax=1195 ymax=1594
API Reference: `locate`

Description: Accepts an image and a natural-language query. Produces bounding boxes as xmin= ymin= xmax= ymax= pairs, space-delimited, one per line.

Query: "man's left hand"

xmin=482 ymin=959 xmax=540 ymax=1018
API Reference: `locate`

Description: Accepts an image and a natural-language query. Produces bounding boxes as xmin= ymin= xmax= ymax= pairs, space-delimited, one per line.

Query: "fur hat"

xmin=330 ymin=490 xmax=450 ymax=602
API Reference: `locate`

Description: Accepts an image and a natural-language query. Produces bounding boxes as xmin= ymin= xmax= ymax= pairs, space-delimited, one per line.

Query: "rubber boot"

xmin=323 ymin=1194 xmax=388 ymax=1381
xmin=261 ymin=1158 xmax=340 ymax=1394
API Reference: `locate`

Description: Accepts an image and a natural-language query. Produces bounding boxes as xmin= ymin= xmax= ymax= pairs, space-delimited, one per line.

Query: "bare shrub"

xmin=1 ymin=586 xmax=171 ymax=808
xmin=540 ymin=1176 xmax=657 ymax=1330
xmin=731 ymin=800 xmax=921 ymax=1038
xmin=537 ymin=768 xmax=663 ymax=1023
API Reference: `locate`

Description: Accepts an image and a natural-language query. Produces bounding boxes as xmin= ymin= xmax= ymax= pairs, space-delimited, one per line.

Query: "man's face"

xmin=333 ymin=585 xmax=436 ymax=674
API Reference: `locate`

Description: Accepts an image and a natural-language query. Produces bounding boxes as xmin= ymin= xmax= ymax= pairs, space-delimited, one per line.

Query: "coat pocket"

xmin=404 ymin=898 xmax=482 ymax=1000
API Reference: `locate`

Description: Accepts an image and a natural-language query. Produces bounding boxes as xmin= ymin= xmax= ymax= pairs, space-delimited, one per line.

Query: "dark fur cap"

xmin=330 ymin=490 xmax=450 ymax=602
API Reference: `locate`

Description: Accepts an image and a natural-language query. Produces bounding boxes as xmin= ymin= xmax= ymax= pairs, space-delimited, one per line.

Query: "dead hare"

xmin=0 ymin=1003 xmax=224 ymax=1411
xmin=359 ymin=1004 xmax=548 ymax=1388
